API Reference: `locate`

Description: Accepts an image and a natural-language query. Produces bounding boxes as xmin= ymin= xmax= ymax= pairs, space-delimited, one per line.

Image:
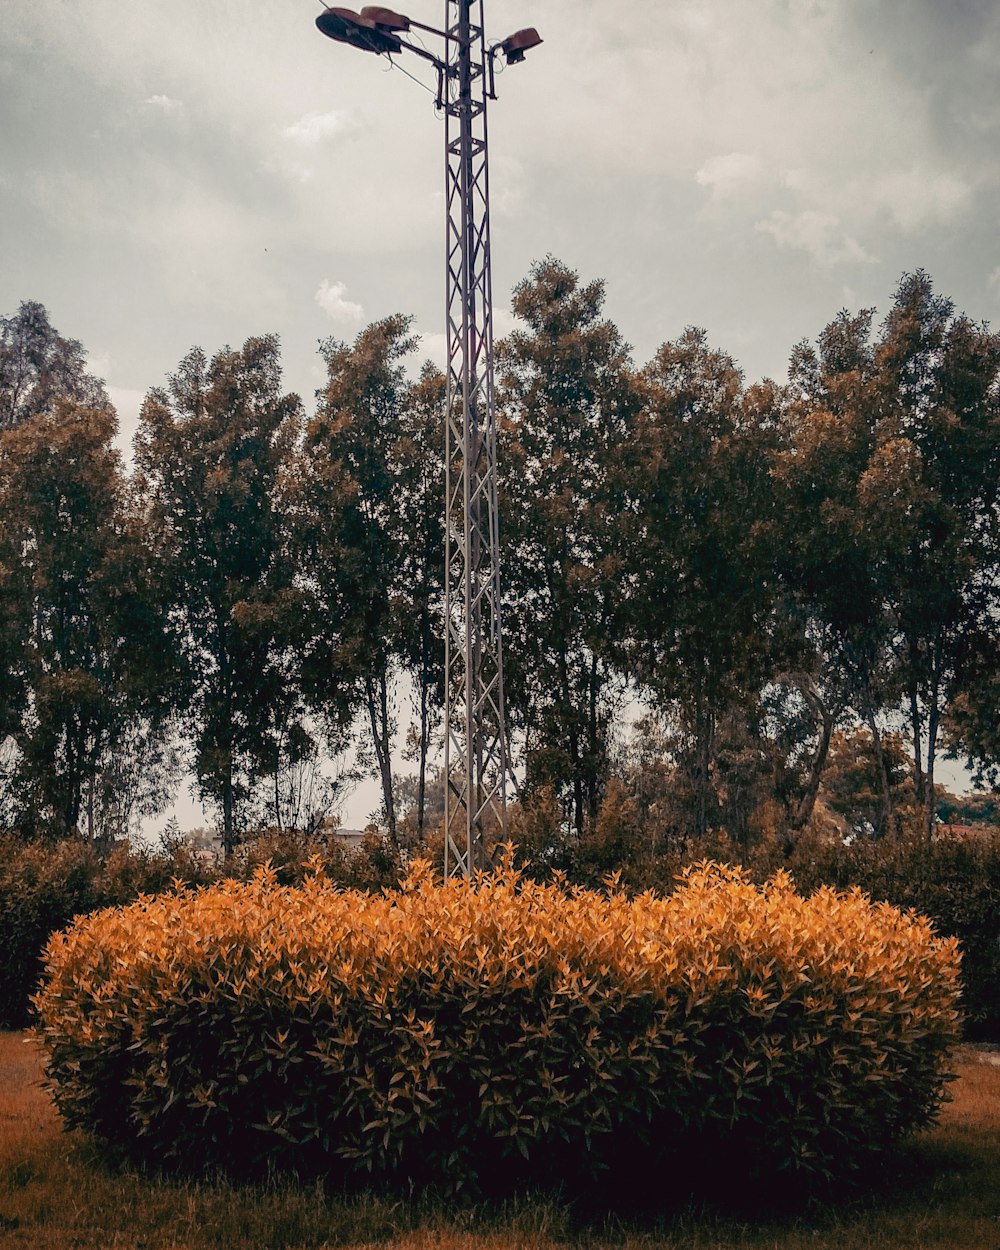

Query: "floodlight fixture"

xmin=315 ymin=6 xmax=403 ymax=54
xmin=500 ymin=27 xmax=542 ymax=65
xmin=359 ymin=6 xmax=412 ymax=32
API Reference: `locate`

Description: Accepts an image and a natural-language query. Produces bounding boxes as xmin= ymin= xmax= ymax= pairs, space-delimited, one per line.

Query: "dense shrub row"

xmin=0 ymin=830 xmax=404 ymax=1028
xmin=788 ymin=833 xmax=1000 ymax=1039
xmin=513 ymin=815 xmax=1000 ymax=1040
xmin=34 ymin=860 xmax=960 ymax=1198
xmin=0 ymin=836 xmax=207 ymax=1028
xmin=5 ymin=825 xmax=999 ymax=1039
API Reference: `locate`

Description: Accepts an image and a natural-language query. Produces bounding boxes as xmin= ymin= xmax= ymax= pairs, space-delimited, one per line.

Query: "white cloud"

xmin=7 ymin=0 xmax=1000 ymax=422
xmin=696 ymin=151 xmax=766 ymax=201
xmin=315 ymin=279 xmax=364 ymax=325
xmin=870 ymin=169 xmax=972 ymax=233
xmin=755 ymin=210 xmax=876 ymax=267
xmin=281 ymin=110 xmax=362 ymax=148
xmin=144 ymin=94 xmax=182 ymax=114
xmin=989 ymin=266 xmax=1000 ymax=296
xmin=414 ymin=330 xmax=447 ymax=370
xmin=493 ymin=306 xmax=518 ymax=337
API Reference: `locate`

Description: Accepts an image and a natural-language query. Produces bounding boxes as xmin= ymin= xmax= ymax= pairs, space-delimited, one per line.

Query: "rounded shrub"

xmin=33 ymin=858 xmax=961 ymax=1198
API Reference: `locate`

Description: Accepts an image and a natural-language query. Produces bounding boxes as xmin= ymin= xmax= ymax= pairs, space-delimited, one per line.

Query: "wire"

xmin=313 ymin=2 xmax=440 ymax=107
xmin=407 ymin=28 xmax=433 ymax=58
xmin=386 ymin=53 xmax=438 ymax=98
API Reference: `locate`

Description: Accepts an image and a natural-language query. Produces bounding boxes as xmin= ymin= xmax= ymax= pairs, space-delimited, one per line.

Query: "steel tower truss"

xmin=442 ymin=0 xmax=511 ymax=877
xmin=315 ymin=0 xmax=536 ymax=878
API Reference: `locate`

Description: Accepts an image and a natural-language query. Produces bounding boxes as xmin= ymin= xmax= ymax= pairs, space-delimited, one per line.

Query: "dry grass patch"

xmin=2 ymin=1030 xmax=1000 ymax=1250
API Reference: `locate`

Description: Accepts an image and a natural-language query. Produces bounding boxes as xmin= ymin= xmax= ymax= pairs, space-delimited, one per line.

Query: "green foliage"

xmin=626 ymin=331 xmax=791 ymax=841
xmin=293 ymin=316 xmax=440 ymax=848
xmin=237 ymin=825 xmax=406 ymax=892
xmin=514 ymin=788 xmax=1000 ymax=1043
xmin=0 ymin=400 xmax=172 ymax=839
xmin=0 ymin=836 xmax=98 ymax=1028
xmin=498 ymin=258 xmax=638 ymax=835
xmin=134 ymin=336 xmax=306 ymax=854
xmin=0 ymin=300 xmax=110 ymax=431
xmin=35 ymin=860 xmax=960 ymax=1199
xmin=776 ymin=274 xmax=1000 ymax=839
xmin=936 ymin=788 xmax=1000 ymax=826
xmin=819 ymin=728 xmax=913 ymax=840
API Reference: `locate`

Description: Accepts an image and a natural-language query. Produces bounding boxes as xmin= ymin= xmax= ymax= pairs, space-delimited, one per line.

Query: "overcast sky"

xmin=3 ymin=0 xmax=997 ymax=825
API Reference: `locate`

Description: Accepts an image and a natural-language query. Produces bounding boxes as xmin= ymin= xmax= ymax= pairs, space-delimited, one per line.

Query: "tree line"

xmin=2 ymin=260 xmax=1000 ymax=855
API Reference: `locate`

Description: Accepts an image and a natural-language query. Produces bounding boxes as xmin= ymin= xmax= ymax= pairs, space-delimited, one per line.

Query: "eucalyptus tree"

xmin=1 ymin=301 xmax=110 ymax=431
xmin=626 ymin=328 xmax=791 ymax=840
xmin=775 ymin=273 xmax=1000 ymax=838
xmin=497 ymin=258 xmax=638 ymax=837
xmin=0 ymin=400 xmax=171 ymax=839
xmin=773 ymin=306 xmax=906 ymax=836
xmin=947 ymin=636 xmax=1000 ymax=788
xmin=134 ymin=336 xmax=305 ymax=856
xmin=393 ymin=361 xmax=447 ymax=839
xmin=872 ymin=273 xmax=1000 ymax=837
xmin=291 ymin=315 xmax=420 ymax=846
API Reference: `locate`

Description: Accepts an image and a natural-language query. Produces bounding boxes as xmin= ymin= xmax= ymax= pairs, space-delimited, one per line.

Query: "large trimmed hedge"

xmin=34 ymin=860 xmax=961 ymax=1198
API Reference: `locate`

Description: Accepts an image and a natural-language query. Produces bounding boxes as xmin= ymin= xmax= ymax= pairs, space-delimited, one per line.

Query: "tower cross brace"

xmin=442 ymin=0 xmax=512 ymax=878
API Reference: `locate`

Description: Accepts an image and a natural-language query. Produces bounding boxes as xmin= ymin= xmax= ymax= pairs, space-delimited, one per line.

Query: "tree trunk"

xmin=909 ymin=668 xmax=925 ymax=812
xmin=416 ymin=658 xmax=430 ymax=841
xmin=570 ymin=728 xmax=584 ymax=839
xmin=273 ymin=738 xmax=283 ymax=833
xmin=222 ymin=756 xmax=235 ymax=861
xmin=925 ymin=714 xmax=938 ymax=842
xmin=586 ymin=651 xmax=601 ymax=826
xmin=217 ymin=635 xmax=236 ymax=860
xmin=791 ymin=679 xmax=835 ymax=831
xmin=924 ymin=664 xmax=942 ymax=842
xmin=63 ymin=723 xmax=83 ymax=836
xmin=365 ymin=668 xmax=398 ymax=848
xmin=694 ymin=696 xmax=713 ymax=841
xmin=864 ymin=706 xmax=896 ymax=840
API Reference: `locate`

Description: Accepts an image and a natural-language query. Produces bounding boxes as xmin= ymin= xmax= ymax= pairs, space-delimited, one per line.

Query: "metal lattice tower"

xmin=314 ymin=2 xmax=540 ymax=878
xmin=442 ymin=0 xmax=510 ymax=878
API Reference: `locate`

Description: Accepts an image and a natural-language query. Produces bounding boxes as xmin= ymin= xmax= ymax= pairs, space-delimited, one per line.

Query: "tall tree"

xmin=776 ymin=274 xmax=1000 ymax=838
xmin=292 ymin=316 xmax=418 ymax=847
xmin=1 ymin=301 xmax=110 ymax=431
xmin=774 ymin=307 xmax=905 ymax=836
xmin=497 ymin=258 xmax=638 ymax=837
xmin=134 ymin=336 xmax=305 ymax=855
xmin=0 ymin=401 xmax=171 ymax=839
xmin=947 ymin=632 xmax=1000 ymax=788
xmin=627 ymin=329 xmax=790 ymax=839
xmin=393 ymin=362 xmax=446 ymax=840
xmin=874 ymin=273 xmax=1000 ymax=837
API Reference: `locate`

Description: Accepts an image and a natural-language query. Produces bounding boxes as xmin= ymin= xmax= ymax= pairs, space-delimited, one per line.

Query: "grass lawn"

xmin=1 ymin=1030 xmax=999 ymax=1250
